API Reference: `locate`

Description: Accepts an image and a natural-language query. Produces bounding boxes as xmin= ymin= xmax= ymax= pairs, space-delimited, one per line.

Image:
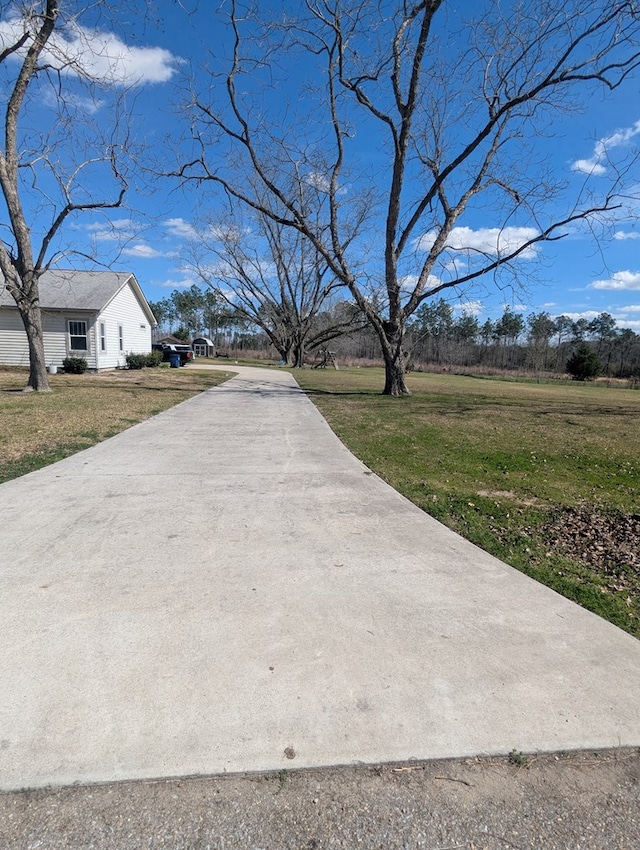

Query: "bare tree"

xmin=174 ymin=0 xmax=640 ymax=394
xmin=0 ymin=1 xmax=135 ymax=391
xmin=188 ymin=195 xmax=367 ymax=366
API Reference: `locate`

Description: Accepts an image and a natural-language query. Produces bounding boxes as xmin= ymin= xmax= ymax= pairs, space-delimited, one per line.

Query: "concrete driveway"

xmin=1 ymin=365 xmax=639 ymax=791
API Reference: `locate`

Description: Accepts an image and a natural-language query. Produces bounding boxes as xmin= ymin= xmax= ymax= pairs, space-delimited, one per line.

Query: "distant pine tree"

xmin=566 ymin=343 xmax=601 ymax=381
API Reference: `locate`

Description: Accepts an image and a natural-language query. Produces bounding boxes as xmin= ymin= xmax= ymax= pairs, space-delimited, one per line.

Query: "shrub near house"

xmin=62 ymin=357 xmax=88 ymax=374
xmin=126 ymin=352 xmax=164 ymax=369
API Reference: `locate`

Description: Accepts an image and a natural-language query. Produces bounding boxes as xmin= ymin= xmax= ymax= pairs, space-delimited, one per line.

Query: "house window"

xmin=100 ymin=322 xmax=106 ymax=352
xmin=118 ymin=325 xmax=124 ymax=352
xmin=68 ymin=320 xmax=88 ymax=351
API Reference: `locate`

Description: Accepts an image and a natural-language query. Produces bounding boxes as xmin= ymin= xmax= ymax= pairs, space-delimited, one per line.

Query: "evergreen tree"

xmin=566 ymin=343 xmax=601 ymax=381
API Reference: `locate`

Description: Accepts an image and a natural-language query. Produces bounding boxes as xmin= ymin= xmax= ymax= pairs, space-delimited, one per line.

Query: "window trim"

xmin=68 ymin=318 xmax=89 ymax=352
xmin=100 ymin=321 xmax=106 ymax=353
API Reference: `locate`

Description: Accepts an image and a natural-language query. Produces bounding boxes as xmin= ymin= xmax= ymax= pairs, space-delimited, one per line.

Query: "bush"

xmin=566 ymin=343 xmax=601 ymax=381
xmin=62 ymin=356 xmax=88 ymax=374
xmin=126 ymin=351 xmax=164 ymax=370
xmin=125 ymin=353 xmax=148 ymax=370
xmin=145 ymin=350 xmax=164 ymax=367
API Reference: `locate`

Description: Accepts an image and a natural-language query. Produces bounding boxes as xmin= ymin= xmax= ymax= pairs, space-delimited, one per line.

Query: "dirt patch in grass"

xmin=476 ymin=488 xmax=541 ymax=506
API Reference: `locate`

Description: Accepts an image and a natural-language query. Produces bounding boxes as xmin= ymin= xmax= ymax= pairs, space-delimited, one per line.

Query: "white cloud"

xmin=562 ymin=311 xmax=601 ymax=321
xmin=164 ymin=218 xmax=198 ymax=240
xmin=399 ymin=273 xmax=441 ymax=292
xmin=160 ymin=277 xmax=197 ymax=289
xmin=442 ymin=259 xmax=460 ymax=272
xmin=399 ymin=274 xmax=418 ymax=290
xmin=418 ymin=226 xmax=539 ymax=260
xmin=81 ymin=218 xmax=135 ymax=241
xmin=456 ymin=300 xmax=483 ymax=316
xmin=303 ymin=170 xmax=348 ymax=196
xmin=84 ymin=218 xmax=133 ymax=232
xmin=91 ymin=230 xmax=124 ymax=242
xmin=614 ymin=230 xmax=640 ymax=240
xmin=590 ymin=270 xmax=640 ymax=291
xmin=198 ymin=260 xmax=232 ymax=279
xmin=612 ymin=315 xmax=640 ymax=330
xmin=596 ymin=123 xmax=640 ymax=154
xmin=0 ymin=12 xmax=181 ymax=86
xmin=500 ymin=302 xmax=528 ymax=313
xmin=571 ymin=120 xmax=640 ymax=176
xmin=571 ymin=159 xmax=607 ymax=176
xmin=305 ymin=171 xmax=330 ymax=192
xmin=123 ymin=243 xmax=164 ymax=259
xmin=609 ymin=306 xmax=640 ymax=330
xmin=163 ymin=218 xmax=253 ymax=247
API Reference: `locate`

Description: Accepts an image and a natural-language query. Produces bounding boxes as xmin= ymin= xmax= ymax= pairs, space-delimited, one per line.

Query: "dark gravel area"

xmin=1 ymin=749 xmax=638 ymax=849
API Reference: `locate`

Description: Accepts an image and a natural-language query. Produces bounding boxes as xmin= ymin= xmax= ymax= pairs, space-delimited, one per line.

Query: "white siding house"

xmin=0 ymin=270 xmax=157 ymax=370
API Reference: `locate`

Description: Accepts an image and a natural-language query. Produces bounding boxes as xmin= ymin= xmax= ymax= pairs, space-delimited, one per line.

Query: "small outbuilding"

xmin=192 ymin=337 xmax=215 ymax=357
xmin=0 ymin=269 xmax=157 ymax=370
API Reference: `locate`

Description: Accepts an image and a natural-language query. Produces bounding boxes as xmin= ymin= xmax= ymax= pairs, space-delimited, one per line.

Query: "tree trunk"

xmin=380 ymin=322 xmax=410 ymax=396
xmin=19 ymin=302 xmax=50 ymax=392
xmin=291 ymin=341 xmax=306 ymax=368
xmin=383 ymin=353 xmax=410 ymax=395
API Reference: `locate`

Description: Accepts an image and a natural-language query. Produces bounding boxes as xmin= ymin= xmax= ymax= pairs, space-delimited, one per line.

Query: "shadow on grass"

xmin=301 ymin=388 xmax=389 ymax=398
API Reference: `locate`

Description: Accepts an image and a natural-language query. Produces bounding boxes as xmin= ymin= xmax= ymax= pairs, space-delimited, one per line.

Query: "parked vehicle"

xmin=152 ymin=343 xmax=195 ymax=365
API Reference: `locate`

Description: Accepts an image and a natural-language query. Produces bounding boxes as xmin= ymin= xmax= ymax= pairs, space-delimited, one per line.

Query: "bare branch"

xmin=173 ymin=0 xmax=640 ymax=394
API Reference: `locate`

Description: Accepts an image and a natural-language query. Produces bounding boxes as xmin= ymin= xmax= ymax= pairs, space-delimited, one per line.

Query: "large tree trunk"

xmin=291 ymin=340 xmax=306 ymax=368
xmin=380 ymin=321 xmax=410 ymax=396
xmin=19 ymin=302 xmax=50 ymax=392
xmin=383 ymin=353 xmax=409 ymax=396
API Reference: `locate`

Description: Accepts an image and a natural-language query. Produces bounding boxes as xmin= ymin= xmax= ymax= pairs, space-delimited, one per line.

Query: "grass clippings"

xmin=0 ymin=366 xmax=231 ymax=483
xmin=293 ymin=367 xmax=640 ymax=638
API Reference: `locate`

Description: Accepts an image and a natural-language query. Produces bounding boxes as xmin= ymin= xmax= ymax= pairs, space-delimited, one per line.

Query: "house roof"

xmin=0 ymin=269 xmax=157 ymax=324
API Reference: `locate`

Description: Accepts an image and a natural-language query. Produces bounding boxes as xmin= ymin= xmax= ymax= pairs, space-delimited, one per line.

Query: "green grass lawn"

xmin=293 ymin=367 xmax=640 ymax=638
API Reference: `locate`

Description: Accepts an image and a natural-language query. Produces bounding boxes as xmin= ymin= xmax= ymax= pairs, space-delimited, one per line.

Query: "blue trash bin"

xmin=170 ymin=353 xmax=181 ymax=368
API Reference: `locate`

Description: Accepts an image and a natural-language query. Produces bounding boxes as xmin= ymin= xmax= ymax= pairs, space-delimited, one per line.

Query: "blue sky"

xmin=2 ymin=1 xmax=640 ymax=331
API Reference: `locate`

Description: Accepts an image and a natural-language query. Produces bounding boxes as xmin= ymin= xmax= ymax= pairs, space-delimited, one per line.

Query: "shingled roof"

xmin=0 ymin=269 xmax=156 ymax=324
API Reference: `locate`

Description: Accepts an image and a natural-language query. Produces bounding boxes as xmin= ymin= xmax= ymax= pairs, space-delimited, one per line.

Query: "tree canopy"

xmin=174 ymin=0 xmax=640 ymax=394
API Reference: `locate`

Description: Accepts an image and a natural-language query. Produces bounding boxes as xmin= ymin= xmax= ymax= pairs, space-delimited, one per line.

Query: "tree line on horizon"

xmin=150 ymin=286 xmax=640 ymax=380
xmin=404 ymin=301 xmax=640 ymax=379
